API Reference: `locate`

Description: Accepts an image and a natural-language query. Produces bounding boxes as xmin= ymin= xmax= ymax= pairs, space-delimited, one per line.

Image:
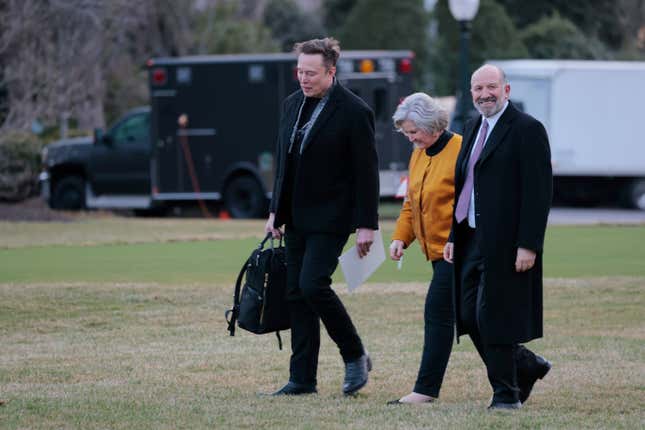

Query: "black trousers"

xmin=458 ymin=224 xmax=520 ymax=404
xmin=284 ymin=227 xmax=364 ymax=387
xmin=413 ymin=259 xmax=454 ymax=397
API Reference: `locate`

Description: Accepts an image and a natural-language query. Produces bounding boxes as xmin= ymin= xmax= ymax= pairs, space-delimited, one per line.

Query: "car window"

xmin=112 ymin=113 xmax=149 ymax=146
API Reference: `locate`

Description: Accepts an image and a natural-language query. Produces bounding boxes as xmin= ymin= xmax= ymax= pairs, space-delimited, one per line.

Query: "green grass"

xmin=2 ymin=224 xmax=645 ymax=284
xmin=0 ymin=219 xmax=644 ymax=429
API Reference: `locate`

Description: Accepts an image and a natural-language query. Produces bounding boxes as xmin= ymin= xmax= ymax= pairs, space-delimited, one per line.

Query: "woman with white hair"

xmin=387 ymin=92 xmax=462 ymax=404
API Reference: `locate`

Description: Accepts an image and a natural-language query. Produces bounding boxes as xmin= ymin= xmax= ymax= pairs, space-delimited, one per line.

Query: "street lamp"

xmin=448 ymin=0 xmax=479 ymax=134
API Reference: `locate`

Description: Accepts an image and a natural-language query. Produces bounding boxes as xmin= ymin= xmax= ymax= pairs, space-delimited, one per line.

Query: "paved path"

xmin=549 ymin=207 xmax=645 ymax=225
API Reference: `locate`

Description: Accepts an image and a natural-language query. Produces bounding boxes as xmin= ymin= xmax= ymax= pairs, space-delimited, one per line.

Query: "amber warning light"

xmin=359 ymin=59 xmax=375 ymax=73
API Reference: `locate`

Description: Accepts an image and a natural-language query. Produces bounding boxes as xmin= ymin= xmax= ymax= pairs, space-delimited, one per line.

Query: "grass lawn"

xmin=0 ymin=219 xmax=644 ymax=429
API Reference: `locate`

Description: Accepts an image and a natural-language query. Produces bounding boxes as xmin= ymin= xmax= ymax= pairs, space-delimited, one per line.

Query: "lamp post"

xmin=448 ymin=0 xmax=479 ymax=134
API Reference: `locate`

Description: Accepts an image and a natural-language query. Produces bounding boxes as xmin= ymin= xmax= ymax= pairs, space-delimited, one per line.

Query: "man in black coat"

xmin=444 ymin=64 xmax=552 ymax=409
xmin=265 ymin=38 xmax=379 ymax=396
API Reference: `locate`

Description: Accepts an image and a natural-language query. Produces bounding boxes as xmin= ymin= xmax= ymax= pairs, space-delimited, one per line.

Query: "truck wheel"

xmin=223 ymin=176 xmax=267 ymax=219
xmin=51 ymin=176 xmax=85 ymax=210
xmin=624 ymin=179 xmax=645 ymax=210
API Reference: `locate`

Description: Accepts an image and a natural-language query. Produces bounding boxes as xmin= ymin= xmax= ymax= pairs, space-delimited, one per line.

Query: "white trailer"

xmin=490 ymin=60 xmax=645 ymax=209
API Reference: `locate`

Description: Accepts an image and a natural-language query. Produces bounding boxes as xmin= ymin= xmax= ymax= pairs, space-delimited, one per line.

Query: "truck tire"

xmin=624 ymin=179 xmax=645 ymax=210
xmin=51 ymin=176 xmax=85 ymax=210
xmin=223 ymin=176 xmax=267 ymax=219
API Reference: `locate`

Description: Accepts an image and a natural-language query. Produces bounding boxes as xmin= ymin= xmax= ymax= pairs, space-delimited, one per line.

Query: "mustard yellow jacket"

xmin=392 ymin=132 xmax=462 ymax=261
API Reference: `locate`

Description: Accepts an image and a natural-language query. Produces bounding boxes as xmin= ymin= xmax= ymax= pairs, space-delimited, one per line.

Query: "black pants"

xmin=458 ymin=225 xmax=520 ymax=404
xmin=413 ymin=259 xmax=454 ymax=398
xmin=284 ymin=227 xmax=364 ymax=387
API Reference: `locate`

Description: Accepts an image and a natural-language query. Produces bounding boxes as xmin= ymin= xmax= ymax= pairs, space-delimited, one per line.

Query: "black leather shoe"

xmin=342 ymin=353 xmax=372 ymax=395
xmin=488 ymin=401 xmax=522 ymax=410
xmin=271 ymin=381 xmax=317 ymax=396
xmin=517 ymin=354 xmax=551 ymax=403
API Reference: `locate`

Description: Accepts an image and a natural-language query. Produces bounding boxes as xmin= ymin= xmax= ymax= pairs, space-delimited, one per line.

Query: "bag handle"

xmin=260 ymin=232 xmax=284 ymax=251
xmin=225 ymin=255 xmax=250 ymax=337
xmin=259 ymin=232 xmax=272 ymax=249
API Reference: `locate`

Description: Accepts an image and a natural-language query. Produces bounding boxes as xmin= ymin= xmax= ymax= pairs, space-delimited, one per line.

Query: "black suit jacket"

xmin=452 ymin=102 xmax=552 ymax=344
xmin=270 ymin=82 xmax=379 ymax=234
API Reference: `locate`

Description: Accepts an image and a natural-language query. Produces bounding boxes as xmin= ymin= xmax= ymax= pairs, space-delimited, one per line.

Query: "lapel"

xmin=299 ymin=83 xmax=341 ymax=154
xmin=477 ymin=102 xmax=518 ymax=166
xmin=282 ymin=93 xmax=304 ymax=147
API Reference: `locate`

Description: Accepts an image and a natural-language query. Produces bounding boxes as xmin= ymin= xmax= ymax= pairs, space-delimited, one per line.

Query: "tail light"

xmin=151 ymin=68 xmax=167 ymax=86
xmin=398 ymin=58 xmax=413 ymax=74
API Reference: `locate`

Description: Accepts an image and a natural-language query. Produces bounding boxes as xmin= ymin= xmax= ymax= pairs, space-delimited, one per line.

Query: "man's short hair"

xmin=293 ymin=37 xmax=341 ymax=69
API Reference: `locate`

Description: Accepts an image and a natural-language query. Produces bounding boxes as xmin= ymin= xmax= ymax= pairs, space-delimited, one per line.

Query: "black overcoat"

xmin=451 ymin=102 xmax=552 ymax=344
xmin=270 ymin=82 xmax=379 ymax=234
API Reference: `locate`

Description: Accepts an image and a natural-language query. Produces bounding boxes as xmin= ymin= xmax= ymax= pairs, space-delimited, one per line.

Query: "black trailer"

xmin=147 ymin=51 xmax=414 ymax=217
xmin=40 ymin=51 xmax=415 ymax=218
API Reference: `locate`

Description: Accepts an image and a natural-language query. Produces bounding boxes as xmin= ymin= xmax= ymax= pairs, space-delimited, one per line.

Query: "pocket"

xmin=237 ymin=284 xmax=263 ymax=333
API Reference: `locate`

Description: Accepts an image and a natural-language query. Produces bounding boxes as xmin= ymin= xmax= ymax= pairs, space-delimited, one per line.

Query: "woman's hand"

xmin=389 ymin=240 xmax=405 ymax=261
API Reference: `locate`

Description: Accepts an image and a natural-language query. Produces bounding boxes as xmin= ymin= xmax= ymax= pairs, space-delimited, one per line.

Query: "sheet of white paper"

xmin=338 ymin=229 xmax=386 ymax=292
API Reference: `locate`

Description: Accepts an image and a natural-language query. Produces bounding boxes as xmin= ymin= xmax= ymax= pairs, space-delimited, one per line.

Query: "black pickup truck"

xmin=40 ymin=51 xmax=415 ymax=217
xmin=41 ymin=106 xmax=152 ymax=211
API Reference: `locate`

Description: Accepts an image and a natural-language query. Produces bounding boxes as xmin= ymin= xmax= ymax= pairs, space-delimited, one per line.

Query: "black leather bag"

xmin=226 ymin=233 xmax=290 ymax=348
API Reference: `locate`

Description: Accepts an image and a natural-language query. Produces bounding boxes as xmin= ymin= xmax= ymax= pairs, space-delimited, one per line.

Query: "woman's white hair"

xmin=392 ymin=92 xmax=449 ymax=134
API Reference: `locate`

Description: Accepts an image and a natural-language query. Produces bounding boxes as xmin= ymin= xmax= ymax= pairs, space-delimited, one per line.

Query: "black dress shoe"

xmin=342 ymin=353 xmax=372 ymax=395
xmin=488 ymin=401 xmax=522 ymax=410
xmin=271 ymin=381 xmax=317 ymax=396
xmin=517 ymin=354 xmax=551 ymax=403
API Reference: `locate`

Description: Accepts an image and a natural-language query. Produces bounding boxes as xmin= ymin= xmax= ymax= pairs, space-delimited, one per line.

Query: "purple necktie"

xmin=455 ymin=119 xmax=489 ymax=223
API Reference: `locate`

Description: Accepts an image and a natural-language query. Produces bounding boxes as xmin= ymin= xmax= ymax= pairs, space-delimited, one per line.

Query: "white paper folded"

xmin=338 ymin=229 xmax=385 ymax=292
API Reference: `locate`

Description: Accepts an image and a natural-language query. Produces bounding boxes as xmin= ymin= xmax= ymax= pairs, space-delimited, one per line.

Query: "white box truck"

xmin=490 ymin=60 xmax=645 ymax=209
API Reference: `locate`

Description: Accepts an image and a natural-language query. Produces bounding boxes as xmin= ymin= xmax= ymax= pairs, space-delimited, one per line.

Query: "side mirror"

xmin=93 ymin=128 xmax=112 ymax=145
xmin=93 ymin=128 xmax=104 ymax=144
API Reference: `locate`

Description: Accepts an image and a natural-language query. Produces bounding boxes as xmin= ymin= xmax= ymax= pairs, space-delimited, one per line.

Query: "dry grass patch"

xmin=0 ymin=219 xmax=401 ymax=249
xmin=0 ymin=219 xmax=267 ymax=249
xmin=0 ymin=277 xmax=643 ymax=429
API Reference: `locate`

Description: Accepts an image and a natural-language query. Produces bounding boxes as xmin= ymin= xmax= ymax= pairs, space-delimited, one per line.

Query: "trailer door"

xmin=345 ymin=78 xmax=393 ymax=169
xmin=344 ymin=77 xmax=410 ymax=196
xmin=151 ymin=92 xmax=183 ymax=195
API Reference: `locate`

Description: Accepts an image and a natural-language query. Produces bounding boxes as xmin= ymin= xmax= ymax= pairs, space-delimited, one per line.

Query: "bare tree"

xmin=0 ymin=0 xmax=198 ymax=133
xmin=0 ymin=0 xmax=287 ymax=135
xmin=0 ymin=0 xmax=105 ymax=131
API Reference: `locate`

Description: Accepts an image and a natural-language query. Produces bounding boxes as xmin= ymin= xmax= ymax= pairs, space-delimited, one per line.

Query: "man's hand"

xmin=515 ymin=247 xmax=536 ymax=272
xmin=264 ymin=213 xmax=282 ymax=239
xmin=356 ymin=228 xmax=375 ymax=258
xmin=443 ymin=242 xmax=454 ymax=263
xmin=389 ymin=240 xmax=405 ymax=261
